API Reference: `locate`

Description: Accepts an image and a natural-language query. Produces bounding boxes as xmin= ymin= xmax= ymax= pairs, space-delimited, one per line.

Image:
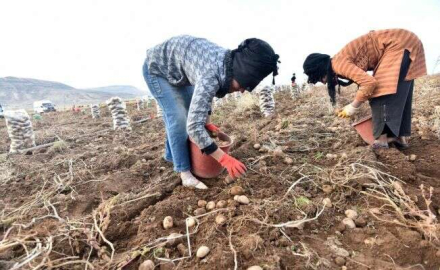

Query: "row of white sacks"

xmin=2 ymin=87 xmax=301 ymax=153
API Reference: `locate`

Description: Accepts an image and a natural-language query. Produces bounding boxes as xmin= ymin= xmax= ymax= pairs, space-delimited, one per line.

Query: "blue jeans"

xmin=143 ymin=63 xmax=194 ymax=172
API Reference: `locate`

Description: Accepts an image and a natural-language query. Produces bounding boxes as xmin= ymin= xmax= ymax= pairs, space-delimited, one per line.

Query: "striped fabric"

xmin=331 ymin=29 xmax=427 ymax=102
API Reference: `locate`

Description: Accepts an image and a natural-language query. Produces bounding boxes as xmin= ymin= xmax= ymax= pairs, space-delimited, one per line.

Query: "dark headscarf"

xmin=232 ymin=38 xmax=280 ymax=92
xmin=303 ymin=53 xmax=353 ymax=105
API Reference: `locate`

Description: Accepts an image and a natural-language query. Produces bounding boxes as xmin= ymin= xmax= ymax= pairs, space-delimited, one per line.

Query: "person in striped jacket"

xmin=303 ymin=29 xmax=427 ymax=149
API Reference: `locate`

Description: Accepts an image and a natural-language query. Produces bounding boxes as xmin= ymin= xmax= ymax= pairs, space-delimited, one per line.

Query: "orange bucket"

xmin=352 ymin=116 xmax=375 ymax=145
xmin=189 ymin=131 xmax=233 ymax=179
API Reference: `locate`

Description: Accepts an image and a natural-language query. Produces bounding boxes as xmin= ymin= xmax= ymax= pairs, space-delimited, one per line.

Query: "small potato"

xmin=283 ymin=157 xmax=294 ymax=164
xmin=163 ymin=216 xmax=173 ymax=229
xmin=197 ymin=200 xmax=207 ymax=208
xmin=323 ymin=198 xmax=332 ymax=207
xmin=224 ymin=175 xmax=235 ymax=184
xmin=234 ymin=195 xmax=250 ymax=205
xmin=342 ymin=218 xmax=356 ymax=229
xmin=196 ymin=246 xmax=210 ymax=258
xmin=139 ymin=260 xmax=155 ymax=270
xmin=194 ymin=208 xmax=207 ymax=216
xmin=216 ymin=200 xmax=227 ymax=208
xmin=186 ymin=217 xmax=196 ymax=228
xmin=345 ymin=209 xmax=358 ymax=219
xmin=215 ymin=214 xmax=227 ymax=225
xmin=229 ymin=186 xmax=245 ymax=196
xmin=206 ymin=201 xmax=216 ymax=211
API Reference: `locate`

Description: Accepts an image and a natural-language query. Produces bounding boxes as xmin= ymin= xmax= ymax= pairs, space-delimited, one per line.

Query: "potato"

xmin=163 ymin=216 xmax=173 ymax=229
xmin=247 ymin=266 xmax=263 ymax=270
xmin=323 ymin=198 xmax=332 ymax=207
xmin=197 ymin=200 xmax=207 ymax=208
xmin=206 ymin=201 xmax=216 ymax=211
xmin=342 ymin=218 xmax=356 ymax=229
xmin=345 ymin=209 xmax=358 ymax=219
xmin=196 ymin=246 xmax=210 ymax=258
xmin=283 ymin=157 xmax=293 ymax=164
xmin=215 ymin=214 xmax=227 ymax=225
xmin=138 ymin=260 xmax=155 ymax=270
xmin=216 ymin=200 xmax=227 ymax=208
xmin=186 ymin=217 xmax=196 ymax=228
xmin=234 ymin=195 xmax=250 ymax=205
xmin=194 ymin=208 xmax=207 ymax=216
xmin=229 ymin=186 xmax=245 ymax=196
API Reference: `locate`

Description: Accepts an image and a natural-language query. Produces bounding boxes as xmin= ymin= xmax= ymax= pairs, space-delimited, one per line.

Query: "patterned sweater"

xmin=144 ymin=35 xmax=232 ymax=152
xmin=331 ymin=29 xmax=427 ymax=102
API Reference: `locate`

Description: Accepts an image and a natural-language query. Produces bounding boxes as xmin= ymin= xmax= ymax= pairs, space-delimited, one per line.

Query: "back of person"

xmin=145 ymin=35 xmax=228 ymax=87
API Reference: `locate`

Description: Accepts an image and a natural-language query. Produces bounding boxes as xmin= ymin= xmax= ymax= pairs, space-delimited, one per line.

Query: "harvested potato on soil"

xmin=163 ymin=216 xmax=173 ymax=229
xmin=205 ymin=201 xmax=216 ymax=211
xmin=216 ymin=200 xmax=227 ymax=208
xmin=342 ymin=217 xmax=356 ymax=229
xmin=215 ymin=214 xmax=227 ymax=225
xmin=186 ymin=217 xmax=196 ymax=227
xmin=229 ymin=186 xmax=245 ymax=196
xmin=197 ymin=200 xmax=207 ymax=208
xmin=322 ymin=198 xmax=332 ymax=207
xmin=138 ymin=260 xmax=155 ymax=270
xmin=345 ymin=209 xmax=358 ymax=219
xmin=196 ymin=246 xmax=210 ymax=258
xmin=234 ymin=195 xmax=250 ymax=205
xmin=194 ymin=208 xmax=207 ymax=216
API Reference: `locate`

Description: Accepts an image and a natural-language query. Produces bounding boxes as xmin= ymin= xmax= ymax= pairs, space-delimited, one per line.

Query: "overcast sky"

xmin=0 ymin=0 xmax=439 ymax=91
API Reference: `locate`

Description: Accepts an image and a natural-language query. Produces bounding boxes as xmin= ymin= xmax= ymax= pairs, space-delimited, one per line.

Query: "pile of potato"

xmin=258 ymin=85 xmax=275 ymax=117
xmin=90 ymin=104 xmax=101 ymax=119
xmin=4 ymin=109 xmax=36 ymax=153
xmin=106 ymin=97 xmax=131 ymax=130
xmin=136 ymin=99 xmax=145 ymax=111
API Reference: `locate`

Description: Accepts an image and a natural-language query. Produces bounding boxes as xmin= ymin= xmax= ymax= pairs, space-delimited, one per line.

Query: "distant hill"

xmin=0 ymin=77 xmax=149 ymax=109
xmin=84 ymin=85 xmax=146 ymax=96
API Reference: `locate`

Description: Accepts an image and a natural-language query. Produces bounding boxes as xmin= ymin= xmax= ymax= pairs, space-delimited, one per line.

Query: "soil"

xmin=0 ymin=75 xmax=440 ymax=270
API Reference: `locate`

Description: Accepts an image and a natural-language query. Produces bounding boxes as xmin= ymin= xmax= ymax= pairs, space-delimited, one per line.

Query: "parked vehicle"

xmin=33 ymin=100 xmax=56 ymax=113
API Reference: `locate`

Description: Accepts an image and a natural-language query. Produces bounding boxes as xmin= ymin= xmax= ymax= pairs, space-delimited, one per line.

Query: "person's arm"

xmin=332 ymin=56 xmax=377 ymax=103
xmin=187 ymin=75 xmax=246 ymax=178
xmin=187 ymin=75 xmax=219 ymax=155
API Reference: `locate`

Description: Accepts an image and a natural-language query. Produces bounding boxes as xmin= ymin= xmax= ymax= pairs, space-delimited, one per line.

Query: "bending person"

xmin=303 ymin=29 xmax=427 ymax=149
xmin=143 ymin=35 xmax=279 ymax=189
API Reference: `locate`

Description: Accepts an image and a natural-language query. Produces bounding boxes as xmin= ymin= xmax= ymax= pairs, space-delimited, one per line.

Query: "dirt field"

xmin=0 ymin=75 xmax=439 ymax=270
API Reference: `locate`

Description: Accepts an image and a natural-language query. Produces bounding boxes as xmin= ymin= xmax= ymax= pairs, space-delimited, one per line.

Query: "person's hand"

xmin=218 ymin=154 xmax=247 ymax=178
xmin=205 ymin=123 xmax=220 ymax=132
xmin=205 ymin=123 xmax=220 ymax=133
xmin=337 ymin=103 xmax=360 ymax=118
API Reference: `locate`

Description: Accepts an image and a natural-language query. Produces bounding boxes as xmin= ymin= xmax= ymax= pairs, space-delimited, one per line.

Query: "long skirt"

xmin=369 ymin=50 xmax=414 ymax=139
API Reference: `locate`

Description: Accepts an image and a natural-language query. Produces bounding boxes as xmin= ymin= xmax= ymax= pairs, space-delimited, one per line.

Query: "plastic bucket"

xmin=189 ymin=131 xmax=233 ymax=179
xmin=352 ymin=116 xmax=375 ymax=145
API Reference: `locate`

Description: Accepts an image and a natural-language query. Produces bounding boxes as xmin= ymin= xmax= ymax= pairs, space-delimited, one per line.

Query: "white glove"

xmin=338 ymin=103 xmax=360 ymax=118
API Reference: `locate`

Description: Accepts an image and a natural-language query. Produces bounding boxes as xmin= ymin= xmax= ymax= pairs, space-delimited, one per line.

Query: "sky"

xmin=0 ymin=0 xmax=439 ymax=92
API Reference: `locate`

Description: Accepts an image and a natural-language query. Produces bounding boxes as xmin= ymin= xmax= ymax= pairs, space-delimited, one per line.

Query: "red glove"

xmin=218 ymin=154 xmax=247 ymax=178
xmin=205 ymin=123 xmax=220 ymax=132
